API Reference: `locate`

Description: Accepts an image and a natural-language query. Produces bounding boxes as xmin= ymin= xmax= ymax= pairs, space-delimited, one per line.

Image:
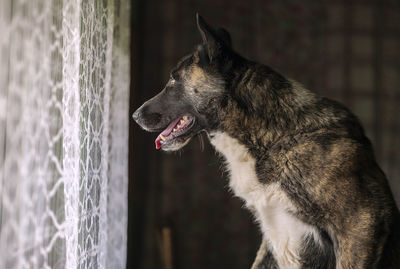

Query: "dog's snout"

xmin=132 ymin=104 xmax=163 ymax=130
xmin=132 ymin=109 xmax=141 ymax=123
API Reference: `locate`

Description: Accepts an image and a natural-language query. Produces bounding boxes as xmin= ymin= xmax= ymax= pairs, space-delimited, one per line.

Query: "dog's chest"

xmin=210 ymin=132 xmax=319 ymax=269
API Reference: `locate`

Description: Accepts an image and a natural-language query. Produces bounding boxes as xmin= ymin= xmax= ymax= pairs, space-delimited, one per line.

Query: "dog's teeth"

xmin=180 ymin=119 xmax=184 ymax=124
xmin=160 ymin=135 xmax=167 ymax=141
xmin=173 ymin=128 xmax=177 ymax=132
xmin=183 ymin=115 xmax=188 ymax=120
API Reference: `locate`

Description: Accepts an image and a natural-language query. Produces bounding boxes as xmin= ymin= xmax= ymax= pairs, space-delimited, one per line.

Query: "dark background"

xmin=128 ymin=0 xmax=400 ymax=268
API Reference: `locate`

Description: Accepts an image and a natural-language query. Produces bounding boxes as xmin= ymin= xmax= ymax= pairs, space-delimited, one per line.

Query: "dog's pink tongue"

xmin=155 ymin=139 xmax=162 ymax=150
xmin=155 ymin=117 xmax=182 ymax=149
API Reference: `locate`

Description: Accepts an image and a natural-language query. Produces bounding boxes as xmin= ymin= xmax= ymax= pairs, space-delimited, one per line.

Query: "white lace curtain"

xmin=0 ymin=0 xmax=130 ymax=268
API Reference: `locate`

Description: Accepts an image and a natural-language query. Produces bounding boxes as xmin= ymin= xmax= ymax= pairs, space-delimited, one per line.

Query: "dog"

xmin=133 ymin=14 xmax=400 ymax=269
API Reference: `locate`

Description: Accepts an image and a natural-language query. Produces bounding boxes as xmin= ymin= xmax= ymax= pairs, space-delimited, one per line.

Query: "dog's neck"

xmin=217 ymin=64 xmax=363 ymax=157
xmin=218 ymin=70 xmax=317 ymax=153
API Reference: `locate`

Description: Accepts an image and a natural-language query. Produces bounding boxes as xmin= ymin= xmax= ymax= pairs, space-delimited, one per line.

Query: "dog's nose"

xmin=132 ymin=109 xmax=141 ymax=123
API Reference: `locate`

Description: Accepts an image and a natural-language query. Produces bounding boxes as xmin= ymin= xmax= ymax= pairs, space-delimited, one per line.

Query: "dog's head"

xmin=133 ymin=14 xmax=237 ymax=151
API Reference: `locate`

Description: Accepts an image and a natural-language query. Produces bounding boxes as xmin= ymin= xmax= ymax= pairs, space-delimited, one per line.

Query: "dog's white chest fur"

xmin=210 ymin=132 xmax=319 ymax=269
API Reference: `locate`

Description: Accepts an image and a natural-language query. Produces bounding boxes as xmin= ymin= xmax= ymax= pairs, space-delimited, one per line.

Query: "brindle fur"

xmin=133 ymin=14 xmax=400 ymax=268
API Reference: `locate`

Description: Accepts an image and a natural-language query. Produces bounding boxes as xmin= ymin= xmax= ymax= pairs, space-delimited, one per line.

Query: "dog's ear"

xmin=196 ymin=13 xmax=230 ymax=62
xmin=216 ymin=28 xmax=232 ymax=48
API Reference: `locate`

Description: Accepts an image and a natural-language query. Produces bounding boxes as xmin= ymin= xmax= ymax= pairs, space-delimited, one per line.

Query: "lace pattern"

xmin=0 ymin=0 xmax=130 ymax=268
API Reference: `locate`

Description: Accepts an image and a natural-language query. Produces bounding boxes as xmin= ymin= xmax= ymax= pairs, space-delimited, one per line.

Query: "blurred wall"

xmin=129 ymin=1 xmax=400 ymax=268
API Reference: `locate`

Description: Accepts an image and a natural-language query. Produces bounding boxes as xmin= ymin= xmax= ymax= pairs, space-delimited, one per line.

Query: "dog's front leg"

xmin=251 ymin=240 xmax=278 ymax=269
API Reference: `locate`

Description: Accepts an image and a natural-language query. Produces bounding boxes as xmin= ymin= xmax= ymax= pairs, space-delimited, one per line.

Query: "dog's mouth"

xmin=155 ymin=115 xmax=195 ymax=149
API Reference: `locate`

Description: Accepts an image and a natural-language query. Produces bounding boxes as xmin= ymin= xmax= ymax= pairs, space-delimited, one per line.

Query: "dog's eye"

xmin=169 ymin=75 xmax=177 ymax=85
